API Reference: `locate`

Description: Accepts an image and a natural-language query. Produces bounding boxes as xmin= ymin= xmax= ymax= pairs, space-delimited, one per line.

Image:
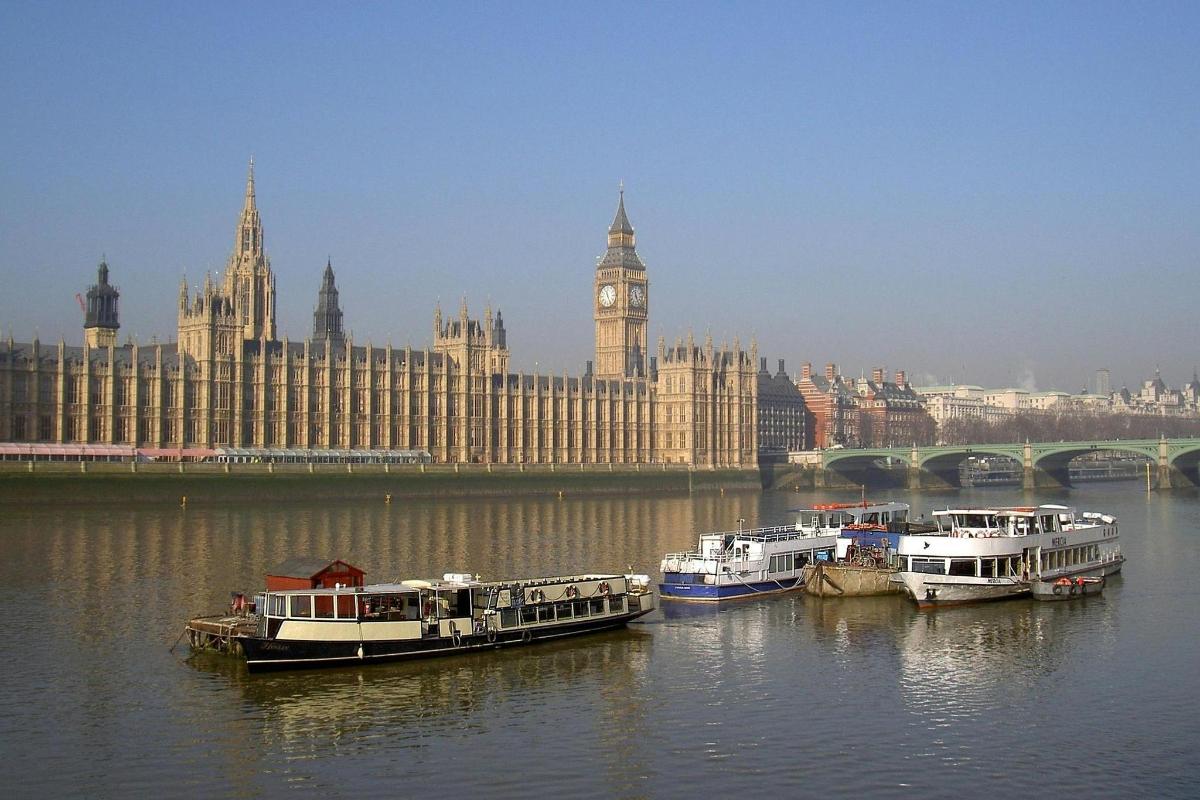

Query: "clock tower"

xmin=594 ymin=189 xmax=649 ymax=379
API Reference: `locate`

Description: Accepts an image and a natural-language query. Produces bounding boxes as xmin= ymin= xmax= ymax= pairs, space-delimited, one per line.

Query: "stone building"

xmin=0 ymin=164 xmax=762 ymax=466
xmin=756 ymin=358 xmax=806 ymax=456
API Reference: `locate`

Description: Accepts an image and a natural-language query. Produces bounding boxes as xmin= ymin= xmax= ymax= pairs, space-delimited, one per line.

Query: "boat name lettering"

xmin=1051 ymin=536 xmax=1067 ymax=546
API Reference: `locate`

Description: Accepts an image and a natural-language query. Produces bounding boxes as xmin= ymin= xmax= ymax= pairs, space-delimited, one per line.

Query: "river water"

xmin=0 ymin=483 xmax=1197 ymax=798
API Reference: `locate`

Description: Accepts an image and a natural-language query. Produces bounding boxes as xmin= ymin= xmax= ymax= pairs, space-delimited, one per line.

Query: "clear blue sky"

xmin=2 ymin=2 xmax=1197 ymax=392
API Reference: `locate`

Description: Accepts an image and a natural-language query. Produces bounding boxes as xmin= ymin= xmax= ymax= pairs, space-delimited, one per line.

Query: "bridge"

xmin=810 ymin=437 xmax=1200 ymax=489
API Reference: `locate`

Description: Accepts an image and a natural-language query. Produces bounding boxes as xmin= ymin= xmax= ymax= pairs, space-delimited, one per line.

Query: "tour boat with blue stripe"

xmin=658 ymin=501 xmax=911 ymax=601
xmin=894 ymin=504 xmax=1123 ymax=608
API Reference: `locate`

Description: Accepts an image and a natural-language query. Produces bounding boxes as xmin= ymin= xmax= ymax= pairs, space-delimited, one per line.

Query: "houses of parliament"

xmin=0 ymin=163 xmax=807 ymax=465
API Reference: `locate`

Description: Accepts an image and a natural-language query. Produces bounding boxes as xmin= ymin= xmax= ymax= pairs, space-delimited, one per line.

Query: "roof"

xmin=267 ymin=556 xmax=362 ymax=579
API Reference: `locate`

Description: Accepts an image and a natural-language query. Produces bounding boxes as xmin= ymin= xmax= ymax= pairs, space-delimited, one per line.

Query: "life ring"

xmin=522 ymin=629 xmax=532 ymax=643
xmin=1052 ymin=584 xmax=1063 ymax=596
xmin=566 ymin=585 xmax=578 ymax=599
xmin=598 ymin=581 xmax=611 ymax=596
xmin=530 ymin=589 xmax=545 ymax=603
xmin=487 ymin=627 xmax=497 ymax=644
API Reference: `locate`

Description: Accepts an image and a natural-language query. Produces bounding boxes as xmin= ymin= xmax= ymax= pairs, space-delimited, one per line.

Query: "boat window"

xmin=980 ymin=559 xmax=995 ymax=578
xmin=538 ymin=606 xmax=554 ymax=623
xmin=290 ymin=594 xmax=312 ymax=618
xmin=314 ymin=595 xmax=334 ymax=619
xmin=337 ymin=594 xmax=357 ymax=619
xmin=521 ymin=606 xmax=537 ymax=625
xmin=555 ymin=602 xmax=573 ymax=619
xmin=895 ymin=509 xmax=908 ymax=522
xmin=1039 ymin=515 xmax=1056 ymax=533
xmin=501 ymin=609 xmax=519 ymax=628
xmin=949 ymin=559 xmax=977 ymax=577
xmin=590 ymin=598 xmax=605 ymax=615
xmin=609 ymin=596 xmax=625 ymax=613
xmin=911 ymin=558 xmax=946 ymax=575
xmin=574 ymin=600 xmax=590 ymax=617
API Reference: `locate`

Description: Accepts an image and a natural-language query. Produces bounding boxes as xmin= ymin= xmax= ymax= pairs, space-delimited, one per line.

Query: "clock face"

xmin=629 ymin=285 xmax=646 ymax=308
xmin=598 ymin=284 xmax=617 ymax=307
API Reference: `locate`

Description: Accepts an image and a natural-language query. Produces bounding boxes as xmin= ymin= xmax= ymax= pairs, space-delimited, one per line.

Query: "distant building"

xmin=757 ymin=358 xmax=806 ymax=456
xmin=0 ymin=163 xmax=762 ymax=466
xmin=796 ymin=363 xmax=929 ymax=448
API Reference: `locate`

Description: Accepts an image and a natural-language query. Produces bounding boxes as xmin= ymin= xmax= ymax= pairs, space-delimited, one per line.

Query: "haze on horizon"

xmin=1 ymin=3 xmax=1196 ymax=394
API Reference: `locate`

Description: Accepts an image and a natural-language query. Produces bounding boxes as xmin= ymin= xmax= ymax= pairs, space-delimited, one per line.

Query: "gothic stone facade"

xmin=0 ymin=165 xmax=759 ymax=466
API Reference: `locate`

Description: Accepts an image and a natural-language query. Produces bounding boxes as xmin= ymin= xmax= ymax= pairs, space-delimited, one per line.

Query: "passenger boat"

xmin=185 ymin=569 xmax=656 ymax=671
xmin=1031 ymin=575 xmax=1105 ymax=601
xmin=894 ymin=505 xmax=1123 ymax=608
xmin=658 ymin=501 xmax=910 ymax=602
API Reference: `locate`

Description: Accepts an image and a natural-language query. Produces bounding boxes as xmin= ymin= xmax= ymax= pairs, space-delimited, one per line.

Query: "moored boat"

xmin=894 ymin=505 xmax=1124 ymax=608
xmin=659 ymin=501 xmax=910 ymax=602
xmin=1031 ymin=575 xmax=1105 ymax=601
xmin=185 ymin=563 xmax=656 ymax=671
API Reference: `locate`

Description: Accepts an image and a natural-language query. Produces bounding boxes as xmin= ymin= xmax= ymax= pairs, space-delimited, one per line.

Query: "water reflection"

xmin=0 ymin=484 xmax=1194 ymax=798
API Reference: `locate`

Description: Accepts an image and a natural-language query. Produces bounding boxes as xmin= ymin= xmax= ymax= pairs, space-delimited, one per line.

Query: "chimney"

xmin=896 ymin=370 xmax=907 ymax=388
xmin=801 ymin=362 xmax=812 ymax=380
xmin=585 ymin=360 xmax=593 ymax=376
xmin=825 ymin=362 xmax=836 ymax=381
xmin=777 ymin=359 xmax=785 ymax=377
xmin=760 ymin=356 xmax=768 ymax=373
xmin=872 ymin=367 xmax=884 ymax=384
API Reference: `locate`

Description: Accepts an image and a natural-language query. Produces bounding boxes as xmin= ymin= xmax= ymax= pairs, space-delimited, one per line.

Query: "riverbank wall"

xmin=0 ymin=461 xmax=762 ymax=506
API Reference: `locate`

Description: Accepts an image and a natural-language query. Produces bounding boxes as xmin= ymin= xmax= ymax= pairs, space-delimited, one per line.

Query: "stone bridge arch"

xmin=917 ymin=446 xmax=1024 ymax=488
xmin=1030 ymin=440 xmax=1159 ymax=488
xmin=821 ymin=449 xmax=912 ymax=488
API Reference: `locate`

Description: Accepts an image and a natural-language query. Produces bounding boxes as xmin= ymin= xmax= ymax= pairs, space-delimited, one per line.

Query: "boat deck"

xmin=186 ymin=615 xmax=258 ymax=655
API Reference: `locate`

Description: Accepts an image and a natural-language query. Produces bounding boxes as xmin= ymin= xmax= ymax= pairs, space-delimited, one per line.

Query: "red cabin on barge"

xmin=265 ymin=557 xmax=364 ymax=592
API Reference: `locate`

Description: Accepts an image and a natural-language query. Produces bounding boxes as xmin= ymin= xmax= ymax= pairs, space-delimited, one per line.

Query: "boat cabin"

xmin=793 ymin=501 xmax=910 ymax=532
xmin=257 ymin=573 xmax=641 ymax=643
xmin=932 ymin=505 xmax=1074 ymax=538
xmin=265 ymin=557 xmax=365 ymax=591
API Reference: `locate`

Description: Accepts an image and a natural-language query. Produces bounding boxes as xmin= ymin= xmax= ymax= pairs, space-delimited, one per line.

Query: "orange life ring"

xmin=598 ymin=581 xmax=611 ymax=596
xmin=566 ymin=585 xmax=578 ymax=599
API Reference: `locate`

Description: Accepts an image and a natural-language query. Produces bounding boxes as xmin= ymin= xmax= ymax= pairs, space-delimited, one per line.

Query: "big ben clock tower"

xmin=594 ymin=188 xmax=649 ymax=379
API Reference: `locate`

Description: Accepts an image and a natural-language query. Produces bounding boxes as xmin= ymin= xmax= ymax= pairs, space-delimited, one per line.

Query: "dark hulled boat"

xmin=186 ymin=569 xmax=657 ymax=672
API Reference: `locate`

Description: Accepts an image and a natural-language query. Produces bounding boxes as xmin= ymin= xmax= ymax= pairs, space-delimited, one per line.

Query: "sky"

xmin=1 ymin=2 xmax=1197 ymax=392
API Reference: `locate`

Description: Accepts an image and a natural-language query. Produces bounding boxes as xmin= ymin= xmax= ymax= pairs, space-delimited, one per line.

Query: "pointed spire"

xmin=243 ymin=156 xmax=256 ymax=212
xmin=609 ymin=182 xmax=634 ymax=236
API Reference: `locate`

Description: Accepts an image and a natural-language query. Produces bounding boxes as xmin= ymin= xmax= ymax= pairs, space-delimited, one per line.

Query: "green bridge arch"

xmin=817 ymin=437 xmax=1200 ymax=489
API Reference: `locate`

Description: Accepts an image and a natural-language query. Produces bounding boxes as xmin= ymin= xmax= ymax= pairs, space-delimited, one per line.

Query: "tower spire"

xmin=244 ymin=156 xmax=256 ymax=212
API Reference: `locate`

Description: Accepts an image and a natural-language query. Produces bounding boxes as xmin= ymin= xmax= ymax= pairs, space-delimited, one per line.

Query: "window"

xmin=949 ymin=559 xmax=977 ymax=576
xmin=911 ymin=558 xmax=946 ymax=575
xmin=289 ymin=595 xmax=312 ymax=618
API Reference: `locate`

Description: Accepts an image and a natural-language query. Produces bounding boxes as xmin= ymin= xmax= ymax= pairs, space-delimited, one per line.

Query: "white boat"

xmin=659 ymin=502 xmax=910 ymax=601
xmin=894 ymin=505 xmax=1124 ymax=608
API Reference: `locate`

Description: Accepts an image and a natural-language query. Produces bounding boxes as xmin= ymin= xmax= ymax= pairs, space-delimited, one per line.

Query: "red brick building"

xmin=796 ymin=364 xmax=933 ymax=448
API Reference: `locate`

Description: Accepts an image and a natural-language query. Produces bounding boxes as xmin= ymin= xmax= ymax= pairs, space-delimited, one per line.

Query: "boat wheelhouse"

xmin=894 ymin=504 xmax=1123 ymax=608
xmin=187 ymin=571 xmax=656 ymax=671
xmin=658 ymin=501 xmax=910 ymax=601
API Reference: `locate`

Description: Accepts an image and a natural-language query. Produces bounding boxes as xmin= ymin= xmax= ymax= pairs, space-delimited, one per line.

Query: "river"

xmin=0 ymin=483 xmax=1196 ymax=798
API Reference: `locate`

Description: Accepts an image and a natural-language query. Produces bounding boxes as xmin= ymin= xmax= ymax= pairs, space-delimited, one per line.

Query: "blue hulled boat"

xmin=658 ymin=502 xmax=910 ymax=602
